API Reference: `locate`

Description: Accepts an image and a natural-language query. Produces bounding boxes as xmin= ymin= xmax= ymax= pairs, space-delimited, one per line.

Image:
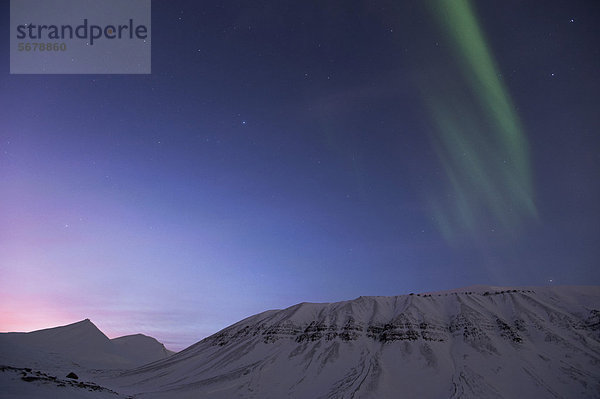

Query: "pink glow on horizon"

xmin=0 ymin=296 xmax=83 ymax=333
xmin=0 ymin=291 xmax=215 ymax=351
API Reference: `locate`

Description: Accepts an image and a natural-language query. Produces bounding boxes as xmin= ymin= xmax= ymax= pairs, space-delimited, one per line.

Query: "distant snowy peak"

xmin=111 ymin=333 xmax=176 ymax=364
xmin=0 ymin=319 xmax=174 ymax=371
xmin=1 ymin=318 xmax=113 ymax=354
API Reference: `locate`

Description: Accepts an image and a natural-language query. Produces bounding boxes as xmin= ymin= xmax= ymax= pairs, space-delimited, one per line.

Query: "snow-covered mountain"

xmin=0 ymin=319 xmax=175 ymax=398
xmin=1 ymin=286 xmax=599 ymax=398
xmin=111 ymin=333 xmax=175 ymax=366
xmin=0 ymin=319 xmax=173 ymax=371
xmin=109 ymin=286 xmax=600 ymax=398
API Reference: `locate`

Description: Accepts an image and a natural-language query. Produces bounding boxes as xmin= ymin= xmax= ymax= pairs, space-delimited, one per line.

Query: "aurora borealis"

xmin=1 ymin=0 xmax=598 ymax=350
xmin=422 ymin=0 xmax=537 ymax=242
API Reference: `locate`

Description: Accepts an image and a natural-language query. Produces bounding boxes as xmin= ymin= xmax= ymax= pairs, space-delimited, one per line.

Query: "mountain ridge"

xmin=110 ymin=285 xmax=600 ymax=398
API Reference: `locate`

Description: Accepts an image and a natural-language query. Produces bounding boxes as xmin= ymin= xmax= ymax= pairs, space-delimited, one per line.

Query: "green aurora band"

xmin=422 ymin=0 xmax=537 ymax=242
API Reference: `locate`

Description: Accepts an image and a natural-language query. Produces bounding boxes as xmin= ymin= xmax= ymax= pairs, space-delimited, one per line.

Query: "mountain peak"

xmin=1 ymin=319 xmax=175 ymax=371
xmin=72 ymin=318 xmax=94 ymax=327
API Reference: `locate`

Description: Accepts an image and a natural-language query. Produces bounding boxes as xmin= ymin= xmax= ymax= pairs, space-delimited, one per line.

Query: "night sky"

xmin=1 ymin=0 xmax=599 ymax=350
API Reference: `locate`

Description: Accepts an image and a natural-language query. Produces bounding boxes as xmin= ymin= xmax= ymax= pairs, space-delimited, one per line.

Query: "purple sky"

xmin=1 ymin=1 xmax=599 ymax=351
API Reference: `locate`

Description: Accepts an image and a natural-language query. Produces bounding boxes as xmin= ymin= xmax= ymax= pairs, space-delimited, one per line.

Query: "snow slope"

xmin=108 ymin=286 xmax=600 ymax=398
xmin=0 ymin=365 xmax=122 ymax=399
